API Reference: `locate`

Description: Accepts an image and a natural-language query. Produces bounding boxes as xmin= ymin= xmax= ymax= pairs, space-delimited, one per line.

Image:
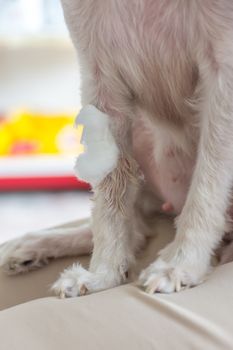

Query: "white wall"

xmin=0 ymin=41 xmax=81 ymax=113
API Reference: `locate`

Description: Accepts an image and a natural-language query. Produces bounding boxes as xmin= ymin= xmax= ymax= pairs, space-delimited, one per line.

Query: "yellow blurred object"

xmin=0 ymin=110 xmax=84 ymax=156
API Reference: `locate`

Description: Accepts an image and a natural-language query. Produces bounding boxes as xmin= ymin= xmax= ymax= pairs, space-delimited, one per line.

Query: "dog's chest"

xmin=75 ymin=0 xmax=198 ymax=211
xmin=62 ymin=0 xmax=200 ymax=214
xmin=76 ymin=1 xmax=197 ymax=121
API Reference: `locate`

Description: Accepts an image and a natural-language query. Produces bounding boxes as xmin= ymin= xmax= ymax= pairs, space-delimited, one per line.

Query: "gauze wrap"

xmin=74 ymin=105 xmax=119 ymax=187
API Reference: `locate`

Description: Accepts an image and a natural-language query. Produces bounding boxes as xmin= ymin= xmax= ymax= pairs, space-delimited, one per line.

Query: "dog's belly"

xmin=133 ymin=120 xmax=196 ymax=214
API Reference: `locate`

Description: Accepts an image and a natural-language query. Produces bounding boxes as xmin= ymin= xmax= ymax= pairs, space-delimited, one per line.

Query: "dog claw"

xmin=79 ymin=284 xmax=88 ymax=296
xmin=145 ymin=277 xmax=160 ymax=294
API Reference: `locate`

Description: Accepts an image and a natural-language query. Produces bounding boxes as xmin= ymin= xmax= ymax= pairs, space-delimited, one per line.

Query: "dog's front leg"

xmin=140 ymin=52 xmax=233 ymax=293
xmin=53 ymin=117 xmax=142 ymax=298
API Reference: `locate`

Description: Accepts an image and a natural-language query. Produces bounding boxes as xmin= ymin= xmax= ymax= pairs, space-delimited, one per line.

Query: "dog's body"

xmin=1 ymin=0 xmax=233 ymax=296
xmin=67 ymin=0 xmax=199 ymax=214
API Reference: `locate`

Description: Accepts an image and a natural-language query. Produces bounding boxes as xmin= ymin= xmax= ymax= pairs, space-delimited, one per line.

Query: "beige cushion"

xmin=1 ymin=218 xmax=233 ymax=349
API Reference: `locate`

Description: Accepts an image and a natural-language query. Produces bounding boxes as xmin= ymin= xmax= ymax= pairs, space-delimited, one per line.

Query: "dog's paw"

xmin=139 ymin=243 xmax=209 ymax=294
xmin=52 ymin=264 xmax=93 ymax=298
xmin=52 ymin=263 xmax=125 ymax=298
xmin=139 ymin=259 xmax=196 ymax=294
xmin=0 ymin=235 xmax=50 ymax=275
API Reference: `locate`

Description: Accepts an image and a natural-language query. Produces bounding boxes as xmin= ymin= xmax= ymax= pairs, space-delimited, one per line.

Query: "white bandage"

xmin=74 ymin=105 xmax=119 ymax=186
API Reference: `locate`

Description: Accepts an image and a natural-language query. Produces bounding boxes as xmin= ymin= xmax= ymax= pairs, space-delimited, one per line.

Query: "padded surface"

xmin=1 ymin=218 xmax=233 ymax=349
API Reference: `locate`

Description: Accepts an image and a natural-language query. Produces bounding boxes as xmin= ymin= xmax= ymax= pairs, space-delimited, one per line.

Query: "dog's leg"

xmin=0 ymin=221 xmax=92 ymax=274
xmin=53 ymin=158 xmax=143 ymax=298
xmin=140 ymin=49 xmax=233 ymax=293
xmin=53 ymin=127 xmax=144 ymax=297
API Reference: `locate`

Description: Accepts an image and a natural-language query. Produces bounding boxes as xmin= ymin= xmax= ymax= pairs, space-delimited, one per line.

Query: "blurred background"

xmin=0 ymin=0 xmax=91 ymax=243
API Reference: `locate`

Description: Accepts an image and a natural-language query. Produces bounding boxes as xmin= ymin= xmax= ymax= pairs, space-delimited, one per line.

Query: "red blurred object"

xmin=0 ymin=176 xmax=90 ymax=191
xmin=0 ymin=156 xmax=90 ymax=191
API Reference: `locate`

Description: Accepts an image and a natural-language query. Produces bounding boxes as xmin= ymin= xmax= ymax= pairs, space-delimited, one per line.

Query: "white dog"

xmin=1 ymin=0 xmax=233 ymax=297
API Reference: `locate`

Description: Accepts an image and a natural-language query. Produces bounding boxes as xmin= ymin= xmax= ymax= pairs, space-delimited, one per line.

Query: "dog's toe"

xmin=139 ymin=258 xmax=204 ymax=294
xmin=52 ymin=264 xmax=91 ymax=298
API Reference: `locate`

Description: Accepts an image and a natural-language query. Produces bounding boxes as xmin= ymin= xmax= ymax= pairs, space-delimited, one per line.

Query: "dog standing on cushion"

xmin=1 ymin=0 xmax=233 ymax=296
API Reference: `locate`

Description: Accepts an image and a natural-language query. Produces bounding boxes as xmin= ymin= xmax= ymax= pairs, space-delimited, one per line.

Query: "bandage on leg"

xmin=74 ymin=105 xmax=119 ymax=187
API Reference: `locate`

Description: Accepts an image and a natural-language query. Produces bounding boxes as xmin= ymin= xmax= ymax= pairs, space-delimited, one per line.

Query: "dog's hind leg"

xmin=0 ymin=220 xmax=93 ymax=274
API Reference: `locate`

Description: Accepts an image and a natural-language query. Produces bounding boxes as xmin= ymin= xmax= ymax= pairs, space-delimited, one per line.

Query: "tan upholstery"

xmin=1 ymin=218 xmax=233 ymax=349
